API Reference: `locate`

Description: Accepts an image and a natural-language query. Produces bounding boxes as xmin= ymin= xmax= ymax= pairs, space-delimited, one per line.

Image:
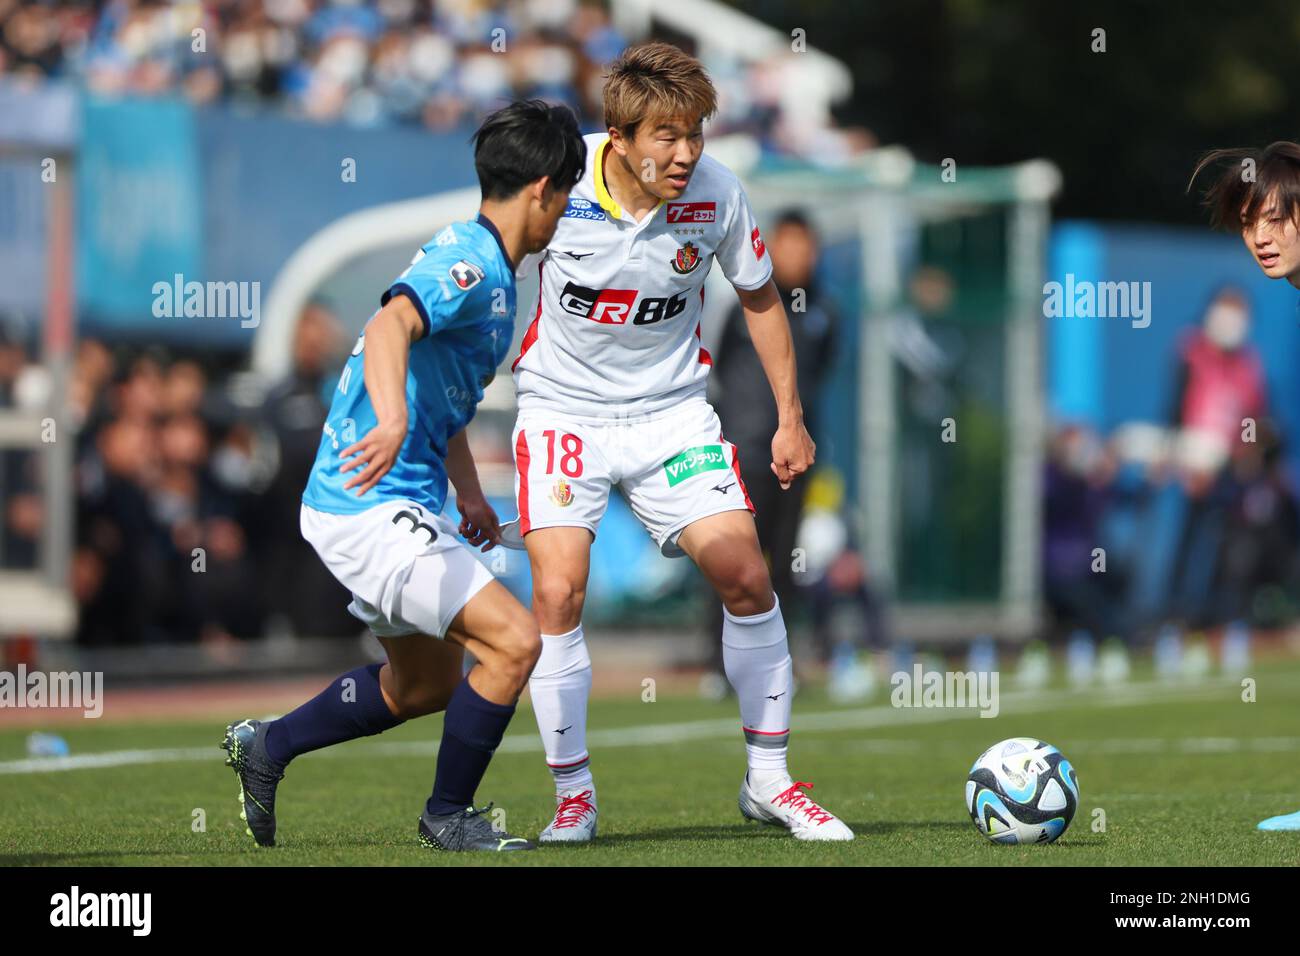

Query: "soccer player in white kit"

xmin=507 ymin=43 xmax=854 ymax=842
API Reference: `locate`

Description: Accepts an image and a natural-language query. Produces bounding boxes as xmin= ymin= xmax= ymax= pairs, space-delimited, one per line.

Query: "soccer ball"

xmin=965 ymin=737 xmax=1079 ymax=844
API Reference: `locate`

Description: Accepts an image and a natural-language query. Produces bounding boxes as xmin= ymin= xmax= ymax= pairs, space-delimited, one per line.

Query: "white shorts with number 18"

xmin=510 ymin=399 xmax=754 ymax=558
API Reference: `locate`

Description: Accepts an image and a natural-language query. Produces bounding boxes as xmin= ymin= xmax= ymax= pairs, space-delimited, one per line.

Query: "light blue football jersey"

xmin=301 ymin=214 xmax=516 ymax=516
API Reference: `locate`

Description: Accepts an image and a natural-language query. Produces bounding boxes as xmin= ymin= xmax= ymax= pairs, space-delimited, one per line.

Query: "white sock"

xmin=722 ymin=595 xmax=792 ymax=788
xmin=529 ymin=624 xmax=595 ymax=797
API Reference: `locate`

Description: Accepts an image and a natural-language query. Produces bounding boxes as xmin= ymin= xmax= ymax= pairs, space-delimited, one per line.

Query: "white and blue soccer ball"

xmin=965 ymin=737 xmax=1079 ymax=844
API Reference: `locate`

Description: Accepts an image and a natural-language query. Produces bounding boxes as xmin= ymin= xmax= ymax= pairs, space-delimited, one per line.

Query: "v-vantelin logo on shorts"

xmin=663 ymin=445 xmax=728 ymax=487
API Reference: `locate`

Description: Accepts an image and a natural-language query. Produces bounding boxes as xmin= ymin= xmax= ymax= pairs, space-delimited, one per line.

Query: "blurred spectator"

xmin=794 ymin=468 xmax=891 ymax=699
xmin=705 ymin=209 xmax=837 ymax=678
xmin=1218 ymin=420 xmax=1300 ymax=624
xmin=254 ymin=301 xmax=359 ymax=637
xmin=1041 ymin=423 xmax=1128 ymax=642
xmin=1166 ymin=287 xmax=1269 ymax=626
xmin=1169 ymin=288 xmax=1267 ymax=465
xmin=75 ymin=409 xmax=162 ymax=644
xmin=59 ymin=340 xmax=270 ymax=644
xmin=1 ymin=325 xmax=47 ymax=570
xmin=0 ymin=0 xmax=867 ymax=152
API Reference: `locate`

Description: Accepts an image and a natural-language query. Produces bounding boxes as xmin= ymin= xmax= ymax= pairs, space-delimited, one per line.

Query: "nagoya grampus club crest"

xmin=550 ymin=479 xmax=574 ymax=507
xmin=671 ymin=242 xmax=701 ymax=274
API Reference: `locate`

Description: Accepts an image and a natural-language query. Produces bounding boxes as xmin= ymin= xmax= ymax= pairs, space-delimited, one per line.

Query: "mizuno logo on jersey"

xmin=666 ymin=201 xmax=717 ymax=223
xmin=563 ymin=197 xmax=606 ymax=221
xmin=449 ymin=260 xmax=485 ymax=290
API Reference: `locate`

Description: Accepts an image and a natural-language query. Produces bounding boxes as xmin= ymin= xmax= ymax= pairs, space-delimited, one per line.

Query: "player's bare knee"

xmin=516 ymin=620 xmax=543 ymax=671
xmin=720 ymin=560 xmax=775 ymax=617
xmin=533 ymin=574 xmax=586 ymax=627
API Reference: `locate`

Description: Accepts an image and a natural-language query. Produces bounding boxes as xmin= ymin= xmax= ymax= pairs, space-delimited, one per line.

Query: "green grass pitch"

xmin=4 ymin=661 xmax=1300 ymax=866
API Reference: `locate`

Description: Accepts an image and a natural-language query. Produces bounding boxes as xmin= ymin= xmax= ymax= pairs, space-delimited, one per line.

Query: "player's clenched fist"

xmin=770 ymin=420 xmax=815 ymax=490
xmin=339 ymin=417 xmax=408 ymax=496
xmin=456 ymin=491 xmax=502 ymax=551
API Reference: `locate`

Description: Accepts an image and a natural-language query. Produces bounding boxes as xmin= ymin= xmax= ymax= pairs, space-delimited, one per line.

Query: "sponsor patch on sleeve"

xmin=449 ymin=260 xmax=485 ymax=291
xmin=563 ymin=197 xmax=606 ymax=221
xmin=751 ymin=227 xmax=766 ymax=260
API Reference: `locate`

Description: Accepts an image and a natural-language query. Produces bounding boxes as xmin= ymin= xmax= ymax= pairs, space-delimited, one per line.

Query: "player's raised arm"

xmin=339 ymin=294 xmax=424 ymax=495
xmin=733 ymin=278 xmax=816 ymax=490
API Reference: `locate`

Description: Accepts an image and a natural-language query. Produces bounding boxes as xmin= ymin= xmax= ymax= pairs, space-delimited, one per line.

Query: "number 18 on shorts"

xmin=511 ymin=400 xmax=754 ymax=558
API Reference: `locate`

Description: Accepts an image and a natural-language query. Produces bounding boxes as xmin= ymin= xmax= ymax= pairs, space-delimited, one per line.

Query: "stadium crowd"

xmin=0 ymin=307 xmax=364 ymax=646
xmin=0 ymin=0 xmax=869 ymax=157
xmin=0 ymin=0 xmax=628 ymax=129
xmin=1042 ymin=288 xmax=1300 ymax=645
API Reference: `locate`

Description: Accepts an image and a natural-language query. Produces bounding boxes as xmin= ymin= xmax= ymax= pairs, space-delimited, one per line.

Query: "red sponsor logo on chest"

xmin=558 ymin=282 xmax=638 ymax=324
xmin=666 ymin=201 xmax=717 ymax=223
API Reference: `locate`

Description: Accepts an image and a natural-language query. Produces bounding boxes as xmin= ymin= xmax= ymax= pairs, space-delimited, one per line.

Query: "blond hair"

xmin=602 ymin=42 xmax=718 ymax=136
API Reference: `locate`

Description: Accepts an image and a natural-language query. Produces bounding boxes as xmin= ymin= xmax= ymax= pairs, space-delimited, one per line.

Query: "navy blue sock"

xmin=264 ymin=663 xmax=402 ymax=766
xmin=426 ymin=676 xmax=516 ymax=816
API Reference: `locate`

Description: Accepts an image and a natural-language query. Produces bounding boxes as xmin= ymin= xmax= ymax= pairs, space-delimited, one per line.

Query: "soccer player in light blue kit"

xmin=221 ymin=100 xmax=586 ymax=852
xmin=1191 ymin=140 xmax=1300 ymax=831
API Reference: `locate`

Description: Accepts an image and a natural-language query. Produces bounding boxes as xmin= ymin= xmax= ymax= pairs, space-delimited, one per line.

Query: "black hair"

xmin=773 ymin=208 xmax=815 ymax=236
xmin=472 ymin=99 xmax=586 ymax=201
xmin=1189 ymin=140 xmax=1300 ymax=231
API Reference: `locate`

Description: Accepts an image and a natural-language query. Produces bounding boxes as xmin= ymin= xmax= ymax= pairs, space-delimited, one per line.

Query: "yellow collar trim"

xmin=594 ymin=137 xmax=667 ymax=223
xmin=594 ymin=137 xmax=622 ymax=220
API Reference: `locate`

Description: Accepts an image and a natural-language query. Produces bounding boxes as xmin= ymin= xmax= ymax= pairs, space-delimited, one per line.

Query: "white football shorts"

xmin=510 ymin=399 xmax=755 ymax=558
xmin=300 ymin=499 xmax=495 ymax=638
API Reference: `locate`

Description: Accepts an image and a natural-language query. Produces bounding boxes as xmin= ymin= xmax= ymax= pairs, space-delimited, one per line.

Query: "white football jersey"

xmin=512 ymin=133 xmax=772 ymax=418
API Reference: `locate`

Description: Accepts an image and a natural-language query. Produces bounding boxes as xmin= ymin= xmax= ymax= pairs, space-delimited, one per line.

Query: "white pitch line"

xmin=829 ymin=736 xmax=1300 ymax=756
xmin=0 ymin=674 xmax=1290 ymax=775
xmin=0 ymin=746 xmax=217 ymax=775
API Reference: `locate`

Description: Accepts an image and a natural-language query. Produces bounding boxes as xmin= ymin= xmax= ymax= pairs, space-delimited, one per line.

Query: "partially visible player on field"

xmin=1191 ymin=139 xmax=1300 ymax=830
xmin=221 ymin=100 xmax=586 ymax=852
xmin=1194 ymin=141 xmax=1300 ymax=291
xmin=508 ymin=43 xmax=853 ymax=842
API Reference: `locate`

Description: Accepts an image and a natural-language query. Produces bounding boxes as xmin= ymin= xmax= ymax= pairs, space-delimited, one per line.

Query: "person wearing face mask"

xmin=1169 ymin=289 xmax=1266 ymax=456
xmin=1164 ymin=288 xmax=1268 ymax=633
xmin=1190 ymin=142 xmax=1300 ymax=832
